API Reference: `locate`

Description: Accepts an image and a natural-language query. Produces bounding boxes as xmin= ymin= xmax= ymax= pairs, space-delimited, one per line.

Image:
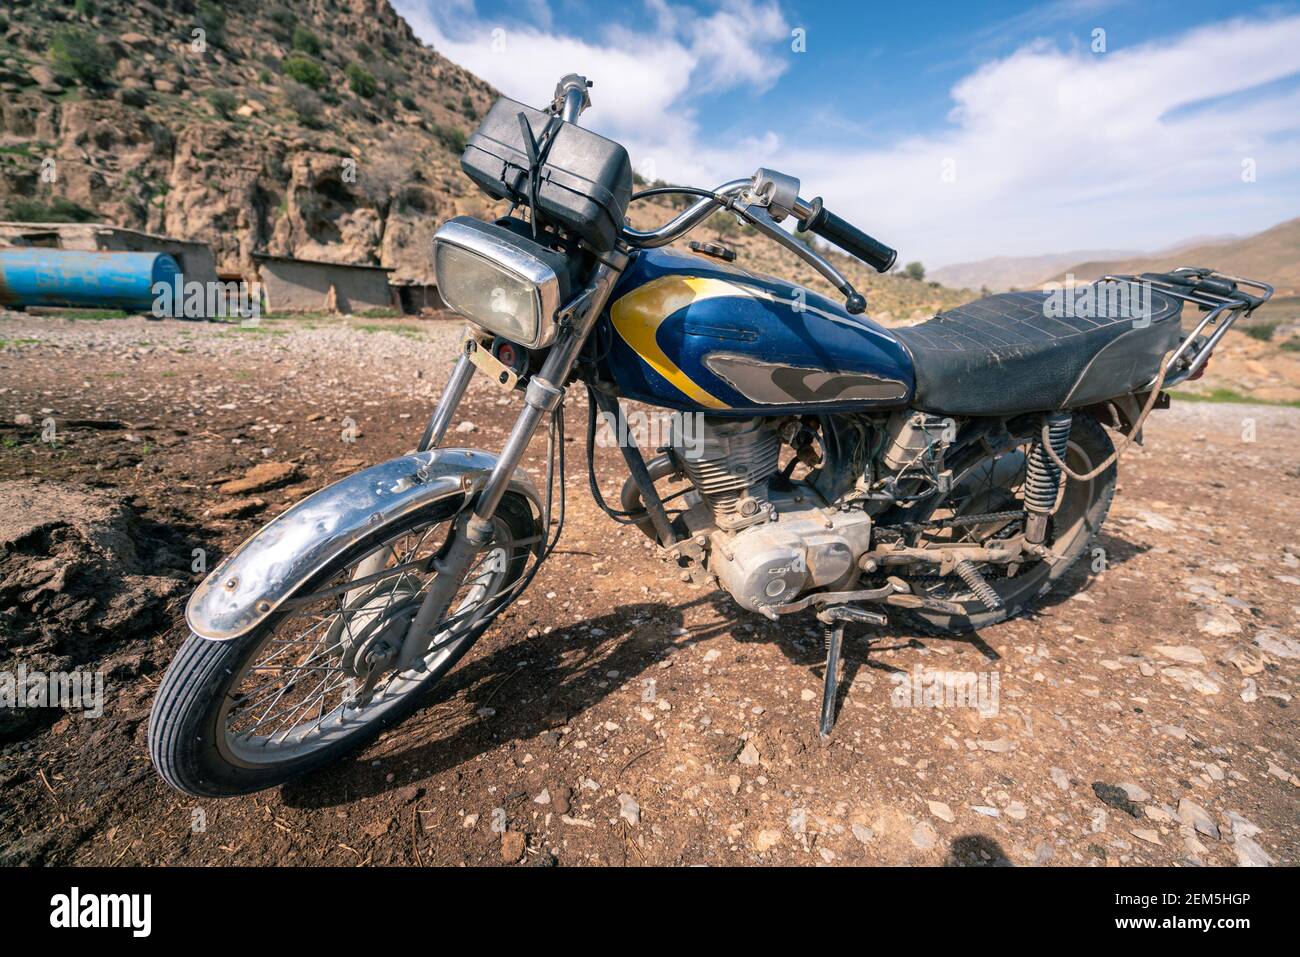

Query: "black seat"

xmin=892 ymin=283 xmax=1182 ymax=416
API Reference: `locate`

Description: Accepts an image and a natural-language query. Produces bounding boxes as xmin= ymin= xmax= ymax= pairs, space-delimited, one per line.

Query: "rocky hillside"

xmin=0 ymin=0 xmax=972 ymax=315
xmin=0 ymin=0 xmax=500 ymax=282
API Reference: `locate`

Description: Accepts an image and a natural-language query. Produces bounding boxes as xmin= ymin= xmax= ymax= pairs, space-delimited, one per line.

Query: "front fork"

xmin=394 ymin=254 xmax=627 ymax=671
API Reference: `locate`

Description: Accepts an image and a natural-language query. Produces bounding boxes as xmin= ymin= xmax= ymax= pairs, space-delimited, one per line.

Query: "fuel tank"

xmin=599 ymin=246 xmax=915 ymax=415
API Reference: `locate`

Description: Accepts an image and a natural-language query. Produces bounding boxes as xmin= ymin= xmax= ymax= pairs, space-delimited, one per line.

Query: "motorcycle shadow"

xmin=280 ymin=597 xmax=731 ymax=809
xmin=280 ymin=530 xmax=1145 ymax=808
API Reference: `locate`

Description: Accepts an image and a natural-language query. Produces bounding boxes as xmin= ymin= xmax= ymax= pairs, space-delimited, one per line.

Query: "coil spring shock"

xmin=1024 ymin=411 xmax=1072 ymax=545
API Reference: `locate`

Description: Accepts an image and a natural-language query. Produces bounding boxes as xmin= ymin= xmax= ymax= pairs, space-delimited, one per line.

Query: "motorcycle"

xmin=148 ymin=74 xmax=1272 ymax=797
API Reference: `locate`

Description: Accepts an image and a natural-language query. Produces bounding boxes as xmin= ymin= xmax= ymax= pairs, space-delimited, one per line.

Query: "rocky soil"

xmin=0 ymin=310 xmax=1297 ymax=867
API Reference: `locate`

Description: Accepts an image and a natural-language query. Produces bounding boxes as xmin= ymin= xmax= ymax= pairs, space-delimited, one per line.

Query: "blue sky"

xmin=393 ymin=0 xmax=1300 ymax=267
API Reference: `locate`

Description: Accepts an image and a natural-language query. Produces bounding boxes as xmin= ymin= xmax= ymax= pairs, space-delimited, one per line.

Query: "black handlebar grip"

xmin=803 ymin=199 xmax=898 ymax=274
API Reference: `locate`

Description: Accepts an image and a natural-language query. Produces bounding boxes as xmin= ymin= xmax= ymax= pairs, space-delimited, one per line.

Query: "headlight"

xmin=433 ymin=217 xmax=570 ymax=349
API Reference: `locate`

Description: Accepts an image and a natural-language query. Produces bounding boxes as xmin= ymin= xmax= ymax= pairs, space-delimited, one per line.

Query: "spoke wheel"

xmin=149 ymin=493 xmax=540 ymax=797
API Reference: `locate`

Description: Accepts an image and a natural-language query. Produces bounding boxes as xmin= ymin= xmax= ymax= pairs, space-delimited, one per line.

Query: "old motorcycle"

xmin=149 ymin=75 xmax=1272 ymax=796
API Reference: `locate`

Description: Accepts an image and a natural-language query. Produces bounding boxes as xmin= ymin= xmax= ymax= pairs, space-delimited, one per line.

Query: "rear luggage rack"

xmin=1100 ymin=267 xmax=1273 ymax=389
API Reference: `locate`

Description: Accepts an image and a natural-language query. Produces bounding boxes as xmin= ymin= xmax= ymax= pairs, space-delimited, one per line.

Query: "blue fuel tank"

xmin=598 ymin=246 xmax=916 ymax=415
xmin=0 ymin=248 xmax=180 ymax=312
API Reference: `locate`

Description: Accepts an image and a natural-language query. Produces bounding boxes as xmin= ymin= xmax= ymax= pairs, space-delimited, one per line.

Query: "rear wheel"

xmin=148 ymin=493 xmax=539 ymax=797
xmin=902 ymin=413 xmax=1115 ymax=632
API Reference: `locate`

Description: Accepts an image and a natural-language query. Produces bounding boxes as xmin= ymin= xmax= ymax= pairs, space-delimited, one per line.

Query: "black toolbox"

xmin=460 ymin=97 xmax=633 ymax=253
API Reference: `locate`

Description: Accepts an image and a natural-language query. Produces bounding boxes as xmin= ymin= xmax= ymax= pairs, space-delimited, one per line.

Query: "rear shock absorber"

xmin=1024 ymin=411 xmax=1072 ymax=545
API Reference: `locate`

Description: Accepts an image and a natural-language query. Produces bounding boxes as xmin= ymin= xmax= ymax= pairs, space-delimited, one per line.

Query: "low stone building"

xmin=390 ymin=278 xmax=447 ymax=315
xmin=251 ymin=254 xmax=397 ymax=315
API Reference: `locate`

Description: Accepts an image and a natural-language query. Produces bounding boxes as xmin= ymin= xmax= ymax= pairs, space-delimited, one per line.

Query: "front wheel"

xmin=148 ymin=493 xmax=539 ymax=798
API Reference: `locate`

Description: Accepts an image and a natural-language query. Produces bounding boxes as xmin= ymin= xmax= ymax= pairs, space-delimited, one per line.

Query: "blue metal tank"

xmin=0 ymin=248 xmax=181 ymax=312
xmin=599 ymin=246 xmax=916 ymax=415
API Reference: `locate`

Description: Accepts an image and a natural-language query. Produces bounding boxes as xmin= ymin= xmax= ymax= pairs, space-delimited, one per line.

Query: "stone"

xmin=911 ymin=821 xmax=939 ymax=850
xmin=1092 ymin=782 xmax=1142 ymax=818
xmin=1131 ymin=828 xmax=1163 ymax=846
xmin=500 ymin=830 xmax=526 ymax=863
xmin=1118 ymin=782 xmax=1151 ymax=803
xmin=927 ymin=800 xmax=955 ymax=823
xmin=1196 ymin=608 xmax=1242 ymax=637
xmin=208 ymin=496 xmax=266 ymax=519
xmin=455 ymin=420 xmax=477 ymax=433
xmin=851 ymin=823 xmax=874 ymax=845
xmin=755 ymin=828 xmax=782 ymax=852
xmin=1162 ymin=667 xmax=1220 ymax=695
xmin=1254 ymin=631 xmax=1300 ymax=660
xmin=1233 ymin=836 xmax=1273 ymax=867
xmin=737 ymin=741 xmax=760 ymax=766
xmin=1176 ymin=798 xmax=1220 ymax=840
xmin=218 ymin=461 xmax=299 ymax=495
xmin=1223 ymin=644 xmax=1265 ymax=675
xmin=1153 ymin=644 xmax=1206 ymax=664
xmin=552 ymin=787 xmax=571 ymax=816
xmin=1050 ymin=767 xmax=1070 ymax=792
xmin=617 ymin=793 xmax=640 ymax=826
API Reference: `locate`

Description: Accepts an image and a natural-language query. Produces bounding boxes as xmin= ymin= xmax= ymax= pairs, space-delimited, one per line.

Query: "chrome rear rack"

xmin=1100 ymin=267 xmax=1274 ymax=389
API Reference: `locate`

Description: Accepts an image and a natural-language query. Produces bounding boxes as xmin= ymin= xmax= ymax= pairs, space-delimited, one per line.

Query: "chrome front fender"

xmin=186 ymin=447 xmax=542 ymax=642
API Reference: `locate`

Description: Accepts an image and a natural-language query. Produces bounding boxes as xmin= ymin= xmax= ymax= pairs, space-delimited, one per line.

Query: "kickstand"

xmin=816 ymin=605 xmax=887 ymax=738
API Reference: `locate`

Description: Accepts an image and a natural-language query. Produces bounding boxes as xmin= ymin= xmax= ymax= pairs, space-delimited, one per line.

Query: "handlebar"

xmin=797 ymin=198 xmax=897 ymax=274
xmin=619 ymin=173 xmax=898 ymax=315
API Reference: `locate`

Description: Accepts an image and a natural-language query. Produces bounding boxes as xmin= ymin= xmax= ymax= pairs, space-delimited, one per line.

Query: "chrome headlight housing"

xmin=433 ymin=217 xmax=570 ymax=349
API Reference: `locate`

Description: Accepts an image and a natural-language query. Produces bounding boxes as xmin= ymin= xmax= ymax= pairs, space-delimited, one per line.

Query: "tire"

xmin=149 ymin=493 xmax=539 ymax=798
xmin=905 ymin=413 xmax=1116 ymax=633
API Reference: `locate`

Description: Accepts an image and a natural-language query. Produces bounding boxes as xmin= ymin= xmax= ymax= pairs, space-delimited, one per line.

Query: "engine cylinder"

xmin=672 ymin=416 xmax=780 ymax=529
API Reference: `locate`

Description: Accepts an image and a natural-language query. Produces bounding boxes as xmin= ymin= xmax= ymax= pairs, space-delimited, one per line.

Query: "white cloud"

xmin=392 ymin=0 xmax=787 ymax=156
xmin=394 ymin=2 xmax=1300 ymax=267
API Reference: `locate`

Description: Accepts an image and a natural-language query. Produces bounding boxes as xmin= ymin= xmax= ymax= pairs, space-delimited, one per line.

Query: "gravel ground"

xmin=0 ymin=310 xmax=1297 ymax=867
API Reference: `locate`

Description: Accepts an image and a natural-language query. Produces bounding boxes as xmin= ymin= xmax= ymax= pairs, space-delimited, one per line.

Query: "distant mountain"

xmin=1047 ymin=217 xmax=1300 ymax=296
xmin=930 ymin=250 xmax=1137 ymax=293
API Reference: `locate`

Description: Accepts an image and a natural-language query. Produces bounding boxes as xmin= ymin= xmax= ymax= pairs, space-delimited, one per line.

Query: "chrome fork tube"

xmin=418 ymin=346 xmax=477 ymax=452
xmin=397 ymin=256 xmax=625 ymax=669
xmin=469 ymin=261 xmax=620 ymax=529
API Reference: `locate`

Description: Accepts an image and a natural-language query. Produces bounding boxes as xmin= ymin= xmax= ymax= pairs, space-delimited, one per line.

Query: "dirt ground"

xmin=0 ymin=310 xmax=1297 ymax=867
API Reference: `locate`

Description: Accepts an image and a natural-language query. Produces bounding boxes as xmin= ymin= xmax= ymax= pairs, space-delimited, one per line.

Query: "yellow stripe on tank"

xmin=609 ymin=275 xmax=759 ymax=410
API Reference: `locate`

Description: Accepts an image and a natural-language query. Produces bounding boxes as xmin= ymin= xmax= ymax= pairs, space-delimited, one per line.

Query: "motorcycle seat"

xmin=892 ymin=283 xmax=1182 ymax=416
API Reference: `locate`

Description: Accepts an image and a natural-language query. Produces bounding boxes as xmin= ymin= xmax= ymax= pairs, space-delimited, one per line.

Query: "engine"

xmin=671 ymin=416 xmax=872 ymax=612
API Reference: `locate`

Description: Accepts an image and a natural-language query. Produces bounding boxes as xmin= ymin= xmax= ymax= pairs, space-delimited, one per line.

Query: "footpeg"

xmin=816 ymin=605 xmax=886 ymax=737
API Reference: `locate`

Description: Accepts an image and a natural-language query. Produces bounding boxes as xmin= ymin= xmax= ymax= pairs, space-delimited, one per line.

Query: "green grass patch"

xmin=355 ymin=322 xmax=422 ymax=338
xmin=40 ymin=308 xmax=130 ymax=320
xmin=1174 ymin=387 xmax=1300 ymax=408
xmin=1242 ymin=322 xmax=1277 ymax=342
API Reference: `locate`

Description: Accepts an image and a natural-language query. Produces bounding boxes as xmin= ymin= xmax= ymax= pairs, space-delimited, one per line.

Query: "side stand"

xmin=816 ymin=605 xmax=887 ymax=737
